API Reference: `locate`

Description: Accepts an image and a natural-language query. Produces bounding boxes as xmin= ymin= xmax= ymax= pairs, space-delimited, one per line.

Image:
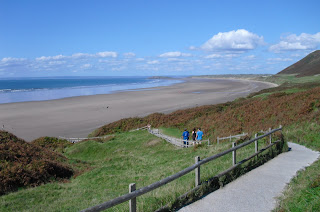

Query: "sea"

xmin=0 ymin=76 xmax=183 ymax=104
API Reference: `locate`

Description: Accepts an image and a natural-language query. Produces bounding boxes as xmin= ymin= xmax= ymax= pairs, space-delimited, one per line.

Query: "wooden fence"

xmin=58 ymin=135 xmax=110 ymax=143
xmin=216 ymin=132 xmax=248 ymax=144
xmin=81 ymin=126 xmax=282 ymax=212
xmin=149 ymin=128 xmax=209 ymax=148
xmin=129 ymin=125 xmax=150 ymax=132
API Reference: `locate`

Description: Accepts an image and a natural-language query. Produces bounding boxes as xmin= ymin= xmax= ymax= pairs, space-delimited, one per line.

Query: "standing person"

xmin=182 ymin=128 xmax=190 ymax=146
xmin=196 ymin=128 xmax=203 ymax=143
xmin=192 ymin=128 xmax=197 ymax=144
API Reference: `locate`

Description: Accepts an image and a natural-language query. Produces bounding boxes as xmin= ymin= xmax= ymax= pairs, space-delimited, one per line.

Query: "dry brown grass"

xmin=91 ymin=85 xmax=320 ymax=142
xmin=0 ymin=131 xmax=74 ymax=195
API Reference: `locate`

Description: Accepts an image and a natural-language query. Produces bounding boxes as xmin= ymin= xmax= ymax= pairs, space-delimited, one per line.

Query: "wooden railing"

xmin=149 ymin=128 xmax=209 ymax=148
xmin=217 ymin=132 xmax=248 ymax=144
xmin=81 ymin=126 xmax=283 ymax=212
xmin=58 ymin=135 xmax=110 ymax=143
xmin=129 ymin=126 xmax=150 ymax=132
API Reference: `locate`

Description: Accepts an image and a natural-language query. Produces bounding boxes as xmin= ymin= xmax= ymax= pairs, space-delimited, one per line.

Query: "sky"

xmin=1 ymin=0 xmax=320 ymax=77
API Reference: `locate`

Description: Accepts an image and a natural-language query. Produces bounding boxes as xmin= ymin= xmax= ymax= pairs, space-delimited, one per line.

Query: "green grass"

xmin=252 ymin=74 xmax=320 ymax=211
xmin=252 ymin=87 xmax=307 ymax=99
xmin=274 ymin=160 xmax=320 ymax=212
xmin=159 ymin=127 xmax=182 ymax=138
xmin=0 ymin=130 xmax=281 ymax=211
xmin=257 ymin=74 xmax=320 ymax=85
xmin=273 ymin=121 xmax=320 ymax=211
xmin=2 ymin=74 xmax=319 ymax=211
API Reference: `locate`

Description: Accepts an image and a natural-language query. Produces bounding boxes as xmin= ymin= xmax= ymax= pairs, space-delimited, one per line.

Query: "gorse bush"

xmin=0 ymin=131 xmax=74 ymax=195
xmin=32 ymin=136 xmax=71 ymax=153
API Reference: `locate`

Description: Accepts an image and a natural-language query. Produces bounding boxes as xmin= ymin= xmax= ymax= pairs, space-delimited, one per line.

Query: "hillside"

xmin=0 ymin=131 xmax=74 ymax=195
xmin=0 ymin=80 xmax=319 ymax=211
xmin=277 ymin=50 xmax=320 ymax=77
xmin=92 ymin=83 xmax=320 ymax=149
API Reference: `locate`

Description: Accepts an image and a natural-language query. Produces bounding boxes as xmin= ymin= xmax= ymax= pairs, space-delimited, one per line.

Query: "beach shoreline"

xmin=0 ymin=77 xmax=276 ymax=141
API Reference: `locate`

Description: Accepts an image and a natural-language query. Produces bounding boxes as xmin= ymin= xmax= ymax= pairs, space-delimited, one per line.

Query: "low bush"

xmin=32 ymin=136 xmax=71 ymax=153
xmin=0 ymin=131 xmax=74 ymax=195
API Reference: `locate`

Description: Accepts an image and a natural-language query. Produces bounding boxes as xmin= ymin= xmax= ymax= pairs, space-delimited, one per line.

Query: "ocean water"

xmin=0 ymin=76 xmax=183 ymax=104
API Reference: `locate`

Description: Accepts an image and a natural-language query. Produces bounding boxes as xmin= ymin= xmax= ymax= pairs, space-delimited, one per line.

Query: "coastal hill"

xmin=1 ymin=55 xmax=320 ymax=210
xmin=277 ymin=50 xmax=320 ymax=77
xmin=1 ymin=80 xmax=320 ymax=210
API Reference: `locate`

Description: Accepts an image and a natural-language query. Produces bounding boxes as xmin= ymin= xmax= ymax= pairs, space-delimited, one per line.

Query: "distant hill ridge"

xmin=277 ymin=50 xmax=320 ymax=77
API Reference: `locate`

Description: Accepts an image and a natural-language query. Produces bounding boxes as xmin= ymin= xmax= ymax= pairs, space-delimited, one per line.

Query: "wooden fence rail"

xmin=58 ymin=135 xmax=110 ymax=143
xmin=149 ymin=128 xmax=210 ymax=148
xmin=81 ymin=126 xmax=282 ymax=212
xmin=217 ymin=132 xmax=248 ymax=144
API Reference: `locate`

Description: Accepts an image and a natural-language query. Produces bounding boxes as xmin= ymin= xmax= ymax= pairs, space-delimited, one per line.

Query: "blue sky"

xmin=1 ymin=0 xmax=319 ymax=77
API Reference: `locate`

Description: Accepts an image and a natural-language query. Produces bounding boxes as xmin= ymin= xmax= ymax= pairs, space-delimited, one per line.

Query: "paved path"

xmin=179 ymin=142 xmax=319 ymax=212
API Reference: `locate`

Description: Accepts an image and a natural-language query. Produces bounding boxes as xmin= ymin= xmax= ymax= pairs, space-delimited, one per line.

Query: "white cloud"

xmin=267 ymin=58 xmax=293 ymax=62
xmin=1 ymin=57 xmax=27 ymax=63
xmin=35 ymin=52 xmax=118 ymax=64
xmin=290 ymin=53 xmax=302 ymax=57
xmin=48 ymin=61 xmax=66 ymax=65
xmin=245 ymin=55 xmax=256 ymax=60
xmin=81 ymin=63 xmax=92 ymax=69
xmin=159 ymin=51 xmax=192 ymax=58
xmin=96 ymin=51 xmax=118 ymax=58
xmin=166 ymin=58 xmax=186 ymax=62
xmin=269 ymin=32 xmax=320 ymax=52
xmin=205 ymin=54 xmax=222 ymax=59
xmin=200 ymin=29 xmax=264 ymax=51
xmin=71 ymin=53 xmax=92 ymax=59
xmin=204 ymin=53 xmax=239 ymax=59
xmin=36 ymin=54 xmax=67 ymax=61
xmin=123 ymin=52 xmax=136 ymax=58
xmin=112 ymin=66 xmax=127 ymax=71
xmin=147 ymin=60 xmax=160 ymax=64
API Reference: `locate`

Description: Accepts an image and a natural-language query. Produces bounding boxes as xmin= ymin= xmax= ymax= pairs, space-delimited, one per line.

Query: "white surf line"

xmin=178 ymin=142 xmax=319 ymax=212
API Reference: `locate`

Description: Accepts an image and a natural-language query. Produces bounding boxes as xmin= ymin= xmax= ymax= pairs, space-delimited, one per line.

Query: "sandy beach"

xmin=0 ymin=78 xmax=276 ymax=141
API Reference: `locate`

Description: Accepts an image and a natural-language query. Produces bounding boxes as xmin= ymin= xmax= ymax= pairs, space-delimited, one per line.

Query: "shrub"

xmin=32 ymin=136 xmax=71 ymax=153
xmin=0 ymin=131 xmax=73 ymax=195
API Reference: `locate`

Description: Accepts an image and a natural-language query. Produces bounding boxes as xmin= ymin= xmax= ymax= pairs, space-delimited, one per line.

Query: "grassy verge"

xmin=255 ymin=74 xmax=320 ymax=85
xmin=273 ymin=122 xmax=320 ymax=211
xmin=0 ymin=129 xmax=283 ymax=211
xmin=1 ymin=74 xmax=319 ymax=211
xmin=159 ymin=127 xmax=182 ymax=138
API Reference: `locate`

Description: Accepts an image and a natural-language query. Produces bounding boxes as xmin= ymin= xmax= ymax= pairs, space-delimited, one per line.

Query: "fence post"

xmin=232 ymin=142 xmax=236 ymax=166
xmin=255 ymin=133 xmax=258 ymax=153
xmin=269 ymin=127 xmax=272 ymax=144
xmin=195 ymin=156 xmax=200 ymax=186
xmin=129 ymin=183 xmax=136 ymax=212
xmin=217 ymin=137 xmax=219 ymax=144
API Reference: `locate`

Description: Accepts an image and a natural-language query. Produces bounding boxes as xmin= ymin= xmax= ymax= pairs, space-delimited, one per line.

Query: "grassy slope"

xmin=0 ymin=130 xmax=274 ymax=211
xmin=90 ymin=74 xmax=320 ymax=211
xmin=92 ymin=82 xmax=320 ymax=144
xmin=0 ymin=74 xmax=319 ymax=211
xmin=254 ymin=74 xmax=320 ymax=211
xmin=256 ymin=73 xmax=320 ymax=85
xmin=273 ymin=122 xmax=320 ymax=212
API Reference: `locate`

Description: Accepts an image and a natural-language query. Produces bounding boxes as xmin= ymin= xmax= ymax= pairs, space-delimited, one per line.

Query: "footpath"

xmin=178 ymin=142 xmax=319 ymax=212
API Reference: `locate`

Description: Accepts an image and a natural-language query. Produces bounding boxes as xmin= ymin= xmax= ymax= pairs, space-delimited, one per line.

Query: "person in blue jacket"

xmin=196 ymin=128 xmax=203 ymax=143
xmin=182 ymin=128 xmax=189 ymax=145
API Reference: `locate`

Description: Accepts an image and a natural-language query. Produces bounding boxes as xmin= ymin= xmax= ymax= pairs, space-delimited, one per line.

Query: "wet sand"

xmin=0 ymin=78 xmax=276 ymax=141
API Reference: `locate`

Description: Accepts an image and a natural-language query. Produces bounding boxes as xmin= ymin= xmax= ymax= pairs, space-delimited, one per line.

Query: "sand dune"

xmin=0 ymin=78 xmax=276 ymax=141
